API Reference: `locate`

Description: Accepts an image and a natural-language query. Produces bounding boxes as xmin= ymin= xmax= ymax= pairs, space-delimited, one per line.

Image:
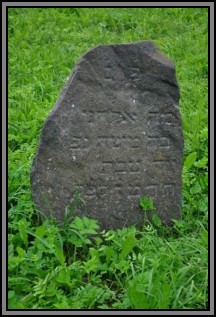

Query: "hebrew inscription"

xmin=31 ymin=41 xmax=184 ymax=230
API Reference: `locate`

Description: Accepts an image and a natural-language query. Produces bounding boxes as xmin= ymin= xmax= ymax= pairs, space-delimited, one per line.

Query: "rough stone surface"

xmin=31 ymin=41 xmax=184 ymax=231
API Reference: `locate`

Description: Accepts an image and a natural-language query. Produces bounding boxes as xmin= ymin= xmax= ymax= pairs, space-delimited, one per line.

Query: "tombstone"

xmin=30 ymin=41 xmax=184 ymax=231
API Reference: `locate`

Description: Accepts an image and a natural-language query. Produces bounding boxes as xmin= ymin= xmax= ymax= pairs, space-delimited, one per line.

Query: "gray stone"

xmin=30 ymin=41 xmax=184 ymax=231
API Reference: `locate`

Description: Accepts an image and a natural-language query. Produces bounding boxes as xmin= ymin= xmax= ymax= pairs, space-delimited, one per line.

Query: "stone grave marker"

xmin=31 ymin=41 xmax=184 ymax=231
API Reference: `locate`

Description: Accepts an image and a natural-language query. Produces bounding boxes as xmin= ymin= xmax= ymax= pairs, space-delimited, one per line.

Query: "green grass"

xmin=8 ymin=8 xmax=208 ymax=310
